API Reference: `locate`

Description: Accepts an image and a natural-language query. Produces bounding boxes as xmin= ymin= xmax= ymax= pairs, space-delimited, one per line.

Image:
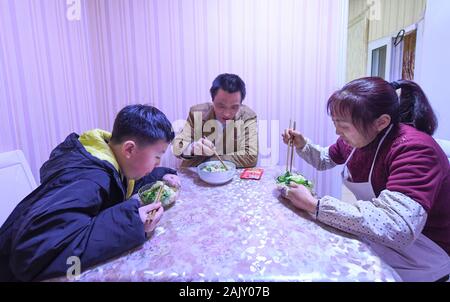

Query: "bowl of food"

xmin=138 ymin=181 xmax=179 ymax=208
xmin=197 ymin=160 xmax=236 ymax=185
xmin=276 ymin=171 xmax=314 ymax=191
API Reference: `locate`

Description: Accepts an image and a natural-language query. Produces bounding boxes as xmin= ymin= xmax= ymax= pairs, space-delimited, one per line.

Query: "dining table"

xmin=52 ymin=166 xmax=401 ymax=282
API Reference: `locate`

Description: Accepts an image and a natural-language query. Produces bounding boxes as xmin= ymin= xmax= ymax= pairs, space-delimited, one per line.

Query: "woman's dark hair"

xmin=210 ymin=73 xmax=246 ymax=102
xmin=327 ymin=77 xmax=437 ymax=135
xmin=111 ymin=104 xmax=175 ymax=146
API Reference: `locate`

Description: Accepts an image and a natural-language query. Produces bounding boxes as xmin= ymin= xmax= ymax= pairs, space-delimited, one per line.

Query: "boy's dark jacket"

xmin=0 ymin=130 xmax=176 ymax=281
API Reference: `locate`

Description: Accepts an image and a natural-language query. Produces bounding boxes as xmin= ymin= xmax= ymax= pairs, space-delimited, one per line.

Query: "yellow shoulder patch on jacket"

xmin=79 ymin=129 xmax=135 ymax=198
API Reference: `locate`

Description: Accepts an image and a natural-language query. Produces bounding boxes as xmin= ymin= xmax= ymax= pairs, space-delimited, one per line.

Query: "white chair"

xmin=161 ymin=145 xmax=183 ymax=170
xmin=0 ymin=150 xmax=37 ymax=226
xmin=435 ymin=139 xmax=450 ymax=163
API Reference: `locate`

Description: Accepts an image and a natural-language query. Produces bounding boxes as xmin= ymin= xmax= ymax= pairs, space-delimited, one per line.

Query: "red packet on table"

xmin=240 ymin=168 xmax=264 ymax=180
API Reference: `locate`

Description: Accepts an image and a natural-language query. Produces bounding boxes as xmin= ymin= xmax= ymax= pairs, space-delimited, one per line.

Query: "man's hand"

xmin=187 ymin=137 xmax=215 ymax=156
xmin=162 ymin=174 xmax=181 ymax=188
xmin=138 ymin=202 xmax=164 ymax=234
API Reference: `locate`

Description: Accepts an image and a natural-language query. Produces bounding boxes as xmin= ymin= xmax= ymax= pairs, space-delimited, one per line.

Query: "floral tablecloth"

xmin=54 ymin=166 xmax=400 ymax=282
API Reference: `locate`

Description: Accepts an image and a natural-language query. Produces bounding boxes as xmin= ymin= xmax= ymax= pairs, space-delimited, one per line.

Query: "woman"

xmin=281 ymin=77 xmax=450 ymax=282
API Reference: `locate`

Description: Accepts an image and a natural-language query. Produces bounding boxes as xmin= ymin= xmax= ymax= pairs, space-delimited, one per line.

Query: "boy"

xmin=0 ymin=105 xmax=179 ymax=281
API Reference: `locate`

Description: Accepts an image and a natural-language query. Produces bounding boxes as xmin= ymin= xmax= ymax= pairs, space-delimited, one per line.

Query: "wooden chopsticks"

xmin=286 ymin=120 xmax=296 ymax=173
xmin=286 ymin=120 xmax=292 ymax=172
xmin=145 ymin=185 xmax=164 ymax=224
xmin=203 ymin=136 xmax=228 ymax=170
xmin=213 ymin=149 xmax=228 ymax=171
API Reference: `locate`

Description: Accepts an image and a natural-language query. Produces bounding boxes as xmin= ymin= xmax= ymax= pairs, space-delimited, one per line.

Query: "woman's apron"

xmin=342 ymin=125 xmax=450 ymax=281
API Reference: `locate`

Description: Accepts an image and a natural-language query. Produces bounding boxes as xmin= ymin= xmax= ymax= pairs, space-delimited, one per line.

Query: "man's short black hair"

xmin=111 ymin=104 xmax=175 ymax=146
xmin=210 ymin=73 xmax=246 ymax=102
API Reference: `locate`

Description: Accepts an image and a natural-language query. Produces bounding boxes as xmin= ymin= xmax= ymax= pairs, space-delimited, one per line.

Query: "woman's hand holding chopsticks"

xmin=282 ymin=129 xmax=307 ymax=150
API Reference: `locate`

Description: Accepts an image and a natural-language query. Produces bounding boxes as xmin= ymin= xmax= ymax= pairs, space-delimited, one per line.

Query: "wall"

xmin=415 ymin=0 xmax=450 ymax=140
xmin=346 ymin=0 xmax=426 ymax=81
xmin=368 ymin=0 xmax=426 ymax=42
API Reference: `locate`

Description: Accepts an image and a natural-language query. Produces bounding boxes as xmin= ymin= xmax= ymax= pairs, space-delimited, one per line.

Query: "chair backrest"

xmin=435 ymin=139 xmax=450 ymax=163
xmin=0 ymin=150 xmax=37 ymax=226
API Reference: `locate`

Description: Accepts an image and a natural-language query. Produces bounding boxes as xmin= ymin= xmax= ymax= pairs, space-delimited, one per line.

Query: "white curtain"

xmin=0 ymin=0 xmax=348 ymax=198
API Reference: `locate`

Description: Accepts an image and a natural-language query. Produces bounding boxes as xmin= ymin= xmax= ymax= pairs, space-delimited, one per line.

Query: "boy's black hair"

xmin=210 ymin=73 xmax=246 ymax=102
xmin=111 ymin=104 xmax=175 ymax=146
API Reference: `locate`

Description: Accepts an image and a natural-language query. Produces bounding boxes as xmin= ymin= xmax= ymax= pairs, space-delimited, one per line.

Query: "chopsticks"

xmin=286 ymin=120 xmax=292 ymax=172
xmin=145 ymin=185 xmax=164 ymax=224
xmin=203 ymin=136 xmax=228 ymax=171
xmin=286 ymin=120 xmax=296 ymax=173
xmin=213 ymin=149 xmax=228 ymax=171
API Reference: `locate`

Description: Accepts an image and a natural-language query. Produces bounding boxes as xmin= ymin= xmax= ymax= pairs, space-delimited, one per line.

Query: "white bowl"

xmin=197 ymin=160 xmax=236 ymax=185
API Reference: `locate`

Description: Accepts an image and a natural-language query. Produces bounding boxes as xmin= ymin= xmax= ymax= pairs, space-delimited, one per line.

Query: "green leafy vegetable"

xmin=276 ymin=171 xmax=313 ymax=189
xmin=201 ymin=163 xmax=230 ymax=172
xmin=140 ymin=181 xmax=175 ymax=205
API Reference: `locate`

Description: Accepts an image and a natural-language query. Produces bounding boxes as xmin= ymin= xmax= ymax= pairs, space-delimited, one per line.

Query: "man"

xmin=173 ymin=73 xmax=258 ymax=168
xmin=0 ymin=105 xmax=180 ymax=281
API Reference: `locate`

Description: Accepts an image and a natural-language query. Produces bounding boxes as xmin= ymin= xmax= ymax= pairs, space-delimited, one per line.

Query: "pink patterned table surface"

xmin=53 ymin=166 xmax=400 ymax=282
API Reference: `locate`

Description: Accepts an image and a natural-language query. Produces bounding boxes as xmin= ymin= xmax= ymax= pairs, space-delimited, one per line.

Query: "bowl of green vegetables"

xmin=138 ymin=181 xmax=179 ymax=208
xmin=276 ymin=171 xmax=313 ymax=191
